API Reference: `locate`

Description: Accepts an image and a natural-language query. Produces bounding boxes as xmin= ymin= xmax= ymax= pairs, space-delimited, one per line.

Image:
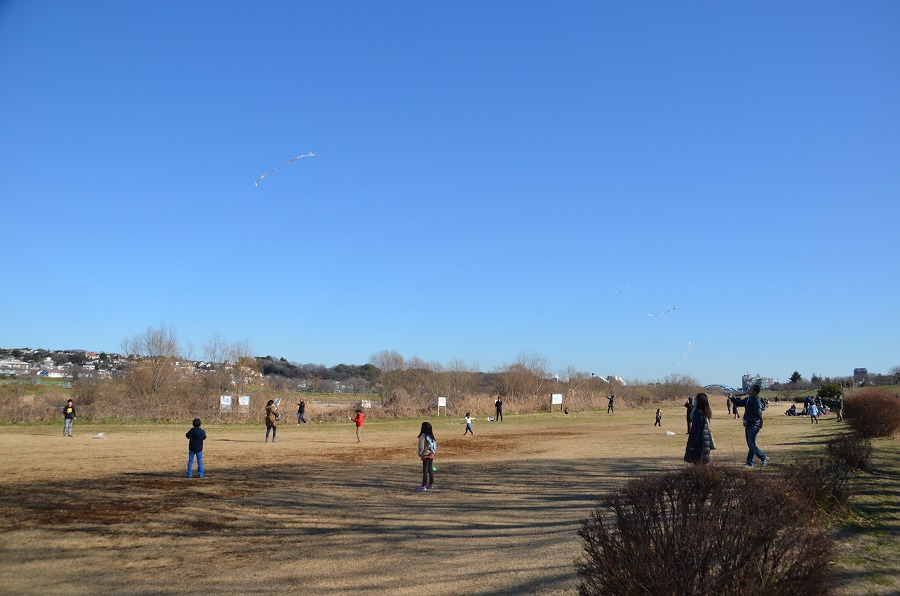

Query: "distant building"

xmin=0 ymin=359 xmax=30 ymax=376
xmin=742 ymin=373 xmax=775 ymax=391
xmin=853 ymin=368 xmax=868 ymax=377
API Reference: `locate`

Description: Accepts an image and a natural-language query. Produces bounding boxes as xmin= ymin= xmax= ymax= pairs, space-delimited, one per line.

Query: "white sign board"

xmin=551 ymin=393 xmax=563 ymax=405
xmin=360 ymin=400 xmax=372 ymax=409
xmin=219 ymin=395 xmax=232 ymax=412
xmin=438 ymin=396 xmax=447 ymax=407
xmin=238 ymin=395 xmax=250 ymax=413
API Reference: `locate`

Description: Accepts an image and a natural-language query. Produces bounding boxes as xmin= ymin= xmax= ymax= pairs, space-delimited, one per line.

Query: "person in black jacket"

xmin=684 ymin=397 xmax=694 ymax=434
xmin=684 ymin=393 xmax=713 ymax=464
xmin=186 ymin=418 xmax=207 ymax=478
xmin=62 ymin=399 xmax=76 ymax=437
xmin=731 ymin=384 xmax=768 ymax=468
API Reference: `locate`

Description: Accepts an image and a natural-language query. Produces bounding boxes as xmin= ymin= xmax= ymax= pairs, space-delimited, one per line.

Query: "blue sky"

xmin=2 ymin=1 xmax=898 ymax=385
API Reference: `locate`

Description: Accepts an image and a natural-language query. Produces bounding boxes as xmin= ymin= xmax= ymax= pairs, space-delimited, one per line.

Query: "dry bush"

xmin=576 ymin=466 xmax=833 ymax=596
xmin=825 ymin=432 xmax=872 ymax=472
xmin=0 ymin=383 xmax=70 ymax=422
xmin=843 ymin=388 xmax=900 ymax=438
xmin=782 ymin=458 xmax=852 ymax=515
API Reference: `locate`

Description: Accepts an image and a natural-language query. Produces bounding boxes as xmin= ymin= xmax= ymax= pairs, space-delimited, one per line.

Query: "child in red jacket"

xmin=349 ymin=409 xmax=365 ymax=443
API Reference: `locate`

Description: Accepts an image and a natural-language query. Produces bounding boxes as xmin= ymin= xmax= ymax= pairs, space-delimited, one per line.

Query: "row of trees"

xmin=27 ymin=322 xmax=900 ymax=423
xmin=42 ymin=325 xmax=705 ymax=421
xmin=780 ymin=367 xmax=900 ymax=390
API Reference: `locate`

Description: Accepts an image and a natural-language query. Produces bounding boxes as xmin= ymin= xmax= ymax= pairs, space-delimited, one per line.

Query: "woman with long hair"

xmin=684 ymin=392 xmax=713 ymax=464
xmin=265 ymin=399 xmax=278 ymax=443
xmin=417 ymin=421 xmax=437 ymax=491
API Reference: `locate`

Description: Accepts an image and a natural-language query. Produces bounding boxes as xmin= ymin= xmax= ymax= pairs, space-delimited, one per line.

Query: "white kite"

xmin=676 ymin=341 xmax=692 ymax=365
xmin=647 ymin=307 xmax=676 ymax=317
xmin=255 ymin=152 xmax=317 ymax=186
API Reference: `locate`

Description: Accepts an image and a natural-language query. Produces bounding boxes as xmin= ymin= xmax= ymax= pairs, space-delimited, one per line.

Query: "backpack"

xmin=425 ymin=435 xmax=437 ymax=455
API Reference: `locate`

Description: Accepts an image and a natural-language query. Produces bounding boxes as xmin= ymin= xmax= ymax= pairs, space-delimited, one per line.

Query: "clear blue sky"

xmin=2 ymin=1 xmax=898 ymax=385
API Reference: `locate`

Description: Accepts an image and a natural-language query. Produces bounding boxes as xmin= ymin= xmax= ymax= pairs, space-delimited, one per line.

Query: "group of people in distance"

xmin=684 ymin=384 xmax=768 ymax=468
xmin=784 ymin=394 xmax=841 ymax=424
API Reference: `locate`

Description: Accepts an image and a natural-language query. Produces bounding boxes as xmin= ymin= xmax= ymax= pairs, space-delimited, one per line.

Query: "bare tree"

xmin=203 ymin=332 xmax=229 ymax=364
xmin=888 ymin=364 xmax=900 ymax=384
xmin=228 ymin=338 xmax=257 ymax=399
xmin=121 ymin=324 xmax=182 ymax=401
xmin=370 ymin=350 xmax=405 ymax=405
xmin=494 ymin=352 xmax=551 ymax=401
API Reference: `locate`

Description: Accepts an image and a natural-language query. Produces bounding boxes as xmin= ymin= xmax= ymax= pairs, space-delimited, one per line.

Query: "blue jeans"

xmin=188 ymin=451 xmax=204 ymax=477
xmin=744 ymin=424 xmax=766 ymax=465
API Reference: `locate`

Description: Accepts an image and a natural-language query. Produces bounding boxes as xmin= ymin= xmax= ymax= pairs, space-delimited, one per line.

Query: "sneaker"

xmin=744 ymin=463 xmax=754 ymax=468
xmin=425 ymin=484 xmax=434 ymax=490
xmin=761 ymin=457 xmax=769 ymax=467
xmin=416 ymin=486 xmax=427 ymax=491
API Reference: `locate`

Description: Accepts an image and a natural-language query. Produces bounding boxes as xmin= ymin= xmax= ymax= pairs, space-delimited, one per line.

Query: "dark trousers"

xmin=422 ymin=458 xmax=434 ymax=486
xmin=496 ymin=409 xmax=503 ymax=421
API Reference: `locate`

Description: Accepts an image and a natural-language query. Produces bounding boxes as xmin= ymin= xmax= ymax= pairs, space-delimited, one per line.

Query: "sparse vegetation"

xmin=576 ymin=466 xmax=833 ymax=596
xmin=843 ymin=388 xmax=900 ymax=438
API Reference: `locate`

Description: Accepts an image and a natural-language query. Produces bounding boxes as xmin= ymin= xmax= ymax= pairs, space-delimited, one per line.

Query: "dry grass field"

xmin=1 ymin=406 xmax=896 ymax=595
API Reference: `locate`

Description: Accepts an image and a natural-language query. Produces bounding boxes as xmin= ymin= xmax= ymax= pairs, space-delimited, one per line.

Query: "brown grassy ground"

xmin=0 ymin=406 xmax=896 ymax=595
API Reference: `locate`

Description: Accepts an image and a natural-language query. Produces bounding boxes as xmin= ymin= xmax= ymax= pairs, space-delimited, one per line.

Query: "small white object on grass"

xmin=665 ymin=431 xmax=676 ymax=436
xmin=93 ymin=433 xmax=105 ymax=439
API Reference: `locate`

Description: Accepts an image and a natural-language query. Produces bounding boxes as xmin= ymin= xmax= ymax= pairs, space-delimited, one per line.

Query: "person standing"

xmin=416 ymin=421 xmax=437 ymax=491
xmin=185 ymin=418 xmax=206 ymax=478
xmin=726 ymin=398 xmax=732 ymax=416
xmin=684 ymin=397 xmax=693 ymax=434
xmin=684 ymin=393 xmax=713 ymax=464
xmin=731 ymin=384 xmax=768 ymax=467
xmin=265 ymin=399 xmax=279 ymax=443
xmin=835 ymin=393 xmax=844 ymax=422
xmin=809 ymin=402 xmax=819 ymax=424
xmin=296 ymin=398 xmax=308 ymax=425
xmin=62 ymin=399 xmax=76 ymax=437
xmin=494 ymin=397 xmax=503 ymax=422
xmin=607 ymin=394 xmax=615 ymax=414
xmin=654 ymin=408 xmax=662 ymax=427
xmin=350 ymin=408 xmax=365 ymax=442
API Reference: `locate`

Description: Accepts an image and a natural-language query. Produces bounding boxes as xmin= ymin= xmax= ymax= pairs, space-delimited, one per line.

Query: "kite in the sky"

xmin=676 ymin=341 xmax=692 ymax=365
xmin=255 ymin=152 xmax=317 ymax=186
xmin=647 ymin=307 xmax=676 ymax=317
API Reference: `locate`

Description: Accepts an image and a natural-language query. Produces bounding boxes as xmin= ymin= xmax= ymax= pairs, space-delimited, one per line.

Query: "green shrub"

xmin=817 ymin=383 xmax=842 ymax=399
xmin=843 ymin=388 xmax=900 ymax=438
xmin=575 ymin=466 xmax=832 ymax=596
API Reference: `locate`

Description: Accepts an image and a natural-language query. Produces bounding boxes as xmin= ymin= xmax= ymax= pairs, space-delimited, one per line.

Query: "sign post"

xmin=437 ymin=396 xmax=447 ymax=416
xmin=551 ymin=393 xmax=563 ymax=411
